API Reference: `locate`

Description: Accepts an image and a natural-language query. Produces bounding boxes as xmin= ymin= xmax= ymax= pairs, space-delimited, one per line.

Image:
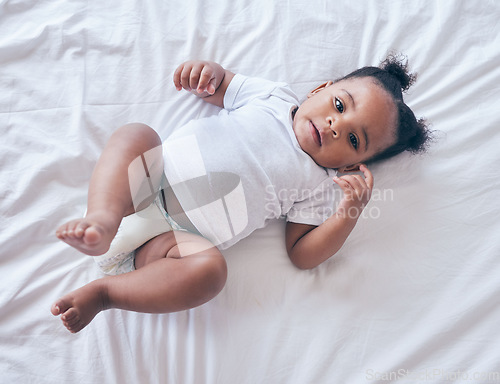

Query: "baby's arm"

xmin=285 ymin=165 xmax=374 ymax=270
xmin=173 ymin=60 xmax=235 ymax=108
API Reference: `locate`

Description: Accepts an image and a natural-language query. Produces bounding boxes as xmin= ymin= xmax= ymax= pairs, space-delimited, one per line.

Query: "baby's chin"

xmin=307 ymin=154 xmax=339 ymax=170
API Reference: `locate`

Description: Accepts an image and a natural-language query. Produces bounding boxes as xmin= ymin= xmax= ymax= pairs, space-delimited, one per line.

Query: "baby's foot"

xmin=56 ymin=212 xmax=118 ymax=256
xmin=51 ymin=280 xmax=108 ymax=333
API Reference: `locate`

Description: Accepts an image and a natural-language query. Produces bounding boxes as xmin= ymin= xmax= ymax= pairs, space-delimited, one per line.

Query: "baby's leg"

xmin=56 ymin=123 xmax=163 ymax=256
xmin=51 ymin=231 xmax=227 ymax=333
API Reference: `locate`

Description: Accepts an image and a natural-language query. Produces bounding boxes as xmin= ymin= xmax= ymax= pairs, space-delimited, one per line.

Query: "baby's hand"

xmin=333 ymin=164 xmax=374 ymax=220
xmin=173 ymin=60 xmax=219 ymax=95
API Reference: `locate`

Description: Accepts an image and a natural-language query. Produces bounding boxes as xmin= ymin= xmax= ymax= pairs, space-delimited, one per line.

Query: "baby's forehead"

xmin=332 ymin=77 xmax=395 ymax=107
xmin=334 ymin=76 xmax=385 ymax=91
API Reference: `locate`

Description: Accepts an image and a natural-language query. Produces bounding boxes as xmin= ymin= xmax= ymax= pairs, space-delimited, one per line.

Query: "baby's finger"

xmin=197 ymin=66 xmax=215 ymax=94
xmin=334 ymin=177 xmax=358 ymax=202
xmin=341 ymin=175 xmax=368 ymax=201
xmin=342 ymin=175 xmax=365 ymax=192
xmin=359 ymin=164 xmax=374 ymax=190
xmin=189 ymin=63 xmax=205 ymax=91
xmin=207 ymin=79 xmax=216 ymax=95
xmin=173 ymin=63 xmax=185 ymax=91
xmin=350 ymin=174 xmax=372 ymax=201
xmin=333 ymin=176 xmax=354 ymax=194
xmin=335 ymin=175 xmax=371 ymax=202
xmin=179 ymin=63 xmax=195 ymax=91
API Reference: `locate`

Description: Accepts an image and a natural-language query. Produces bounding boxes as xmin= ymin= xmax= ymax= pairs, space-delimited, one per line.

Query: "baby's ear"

xmin=307 ymin=81 xmax=333 ymax=98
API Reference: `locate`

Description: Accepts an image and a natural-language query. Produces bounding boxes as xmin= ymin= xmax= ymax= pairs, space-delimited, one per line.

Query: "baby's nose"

xmin=327 ymin=117 xmax=339 ymax=137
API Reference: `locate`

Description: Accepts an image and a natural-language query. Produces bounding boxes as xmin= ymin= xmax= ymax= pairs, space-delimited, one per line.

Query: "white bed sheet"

xmin=2 ymin=1 xmax=500 ymax=383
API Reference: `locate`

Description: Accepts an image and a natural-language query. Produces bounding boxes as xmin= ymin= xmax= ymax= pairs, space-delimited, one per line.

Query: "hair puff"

xmin=381 ymin=54 xmax=416 ymax=92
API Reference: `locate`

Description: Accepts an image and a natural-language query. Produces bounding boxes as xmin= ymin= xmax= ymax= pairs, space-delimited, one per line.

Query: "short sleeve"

xmin=223 ymin=74 xmax=298 ymax=111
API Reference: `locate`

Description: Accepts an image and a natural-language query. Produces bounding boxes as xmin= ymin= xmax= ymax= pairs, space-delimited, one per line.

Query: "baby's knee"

xmin=114 ymin=122 xmax=162 ymax=148
xmin=190 ymin=250 xmax=227 ymax=298
xmin=206 ymin=252 xmax=227 ymax=292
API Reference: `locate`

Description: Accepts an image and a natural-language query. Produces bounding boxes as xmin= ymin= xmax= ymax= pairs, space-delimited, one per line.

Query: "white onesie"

xmin=162 ymin=74 xmax=337 ymax=250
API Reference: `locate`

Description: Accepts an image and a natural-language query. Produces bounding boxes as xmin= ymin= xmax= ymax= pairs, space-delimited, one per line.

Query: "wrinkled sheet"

xmin=2 ymin=1 xmax=500 ymax=383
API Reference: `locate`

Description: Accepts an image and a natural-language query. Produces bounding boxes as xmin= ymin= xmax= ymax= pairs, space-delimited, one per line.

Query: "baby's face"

xmin=292 ymin=77 xmax=398 ymax=170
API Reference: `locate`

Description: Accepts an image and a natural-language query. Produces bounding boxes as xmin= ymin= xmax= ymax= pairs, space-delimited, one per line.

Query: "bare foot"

xmin=56 ymin=212 xmax=119 ymax=256
xmin=51 ymin=280 xmax=108 ymax=333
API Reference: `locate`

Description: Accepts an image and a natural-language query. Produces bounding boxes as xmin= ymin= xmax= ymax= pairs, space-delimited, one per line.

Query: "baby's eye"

xmin=335 ymin=98 xmax=344 ymax=113
xmin=349 ymin=133 xmax=358 ymax=150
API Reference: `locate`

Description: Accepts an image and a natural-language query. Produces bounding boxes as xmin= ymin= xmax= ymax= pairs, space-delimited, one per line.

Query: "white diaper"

xmin=94 ymin=194 xmax=185 ymax=275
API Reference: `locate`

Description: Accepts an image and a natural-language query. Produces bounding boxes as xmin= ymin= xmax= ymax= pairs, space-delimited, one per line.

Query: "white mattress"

xmin=2 ymin=1 xmax=500 ymax=383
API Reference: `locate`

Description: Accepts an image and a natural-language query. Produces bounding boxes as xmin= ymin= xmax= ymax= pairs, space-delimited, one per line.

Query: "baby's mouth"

xmin=310 ymin=121 xmax=322 ymax=146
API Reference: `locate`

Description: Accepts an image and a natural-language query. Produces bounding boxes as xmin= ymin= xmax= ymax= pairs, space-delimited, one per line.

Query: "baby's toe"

xmin=61 ymin=307 xmax=78 ymax=322
xmin=63 ymin=314 xmax=81 ymax=328
xmin=51 ymin=304 xmax=60 ymax=316
xmin=67 ymin=320 xmax=84 ymax=333
xmin=66 ymin=220 xmax=84 ymax=238
xmin=56 ymin=223 xmax=70 ymax=239
xmin=51 ymin=297 xmax=72 ymax=316
xmin=57 ymin=220 xmax=81 ymax=239
xmin=75 ymin=221 xmax=90 ymax=238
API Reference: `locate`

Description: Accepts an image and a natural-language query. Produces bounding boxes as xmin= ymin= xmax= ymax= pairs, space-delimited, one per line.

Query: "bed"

xmin=2 ymin=0 xmax=500 ymax=383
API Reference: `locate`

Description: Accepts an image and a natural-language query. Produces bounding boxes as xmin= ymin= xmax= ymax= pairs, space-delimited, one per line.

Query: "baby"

xmin=52 ymin=55 xmax=430 ymax=333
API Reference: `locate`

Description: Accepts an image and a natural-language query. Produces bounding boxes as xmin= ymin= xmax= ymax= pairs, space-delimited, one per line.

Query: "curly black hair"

xmin=336 ymin=54 xmax=432 ymax=163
